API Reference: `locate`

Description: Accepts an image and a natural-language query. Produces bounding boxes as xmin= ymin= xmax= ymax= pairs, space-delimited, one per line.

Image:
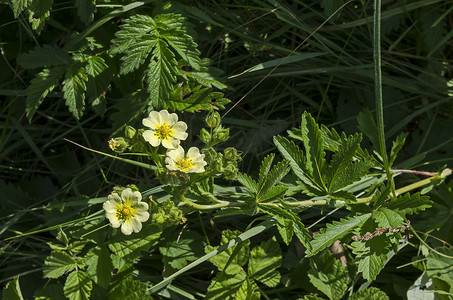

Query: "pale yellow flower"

xmin=103 ymin=188 xmax=149 ymax=235
xmin=142 ymin=110 xmax=188 ymax=149
xmin=165 ymin=146 xmax=207 ymax=173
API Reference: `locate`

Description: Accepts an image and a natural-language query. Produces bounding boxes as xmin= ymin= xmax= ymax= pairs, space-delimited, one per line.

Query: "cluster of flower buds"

xmin=203 ymin=147 xmax=241 ymax=179
xmin=199 ymin=111 xmax=230 ymax=147
xmin=150 ymin=198 xmax=186 ymax=226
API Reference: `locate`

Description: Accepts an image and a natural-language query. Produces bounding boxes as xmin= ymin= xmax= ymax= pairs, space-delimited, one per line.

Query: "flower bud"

xmin=206 ymin=111 xmax=221 ymax=128
xmin=108 ymin=137 xmax=128 ymax=153
xmin=199 ymin=128 xmax=211 ymax=144
xmin=202 ymin=147 xmax=217 ymax=163
xmin=215 ymin=126 xmax=229 ymax=142
xmin=124 ymin=125 xmax=137 ymax=139
xmin=224 ymin=147 xmax=239 ymax=162
xmin=223 ymin=164 xmax=238 ymax=180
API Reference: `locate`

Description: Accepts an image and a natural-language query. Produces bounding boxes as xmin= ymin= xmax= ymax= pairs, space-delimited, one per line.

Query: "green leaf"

xmin=206 ymin=270 xmax=247 ymax=300
xmin=11 ymin=0 xmax=32 ymax=18
xmin=205 ymin=230 xmax=250 ymax=275
xmin=43 ymin=250 xmax=78 ymax=279
xmin=383 ymin=193 xmax=432 ymax=216
xmin=426 ymin=246 xmax=453 ymax=284
xmin=85 ymin=245 xmax=113 ymax=289
xmin=389 ymin=133 xmax=407 ymax=167
xmin=27 ymin=0 xmax=53 ymax=32
xmin=276 ymin=218 xmax=293 ymax=245
xmin=259 ymin=186 xmax=288 ymax=203
xmin=108 ymin=276 xmax=152 ymax=300
xmin=147 ymin=39 xmax=178 ymax=108
xmin=298 ymin=295 xmax=325 ymax=300
xmin=159 ymin=230 xmax=204 ymax=269
xmin=248 ymin=237 xmax=282 ymax=287
xmin=301 ymin=112 xmax=326 ymax=189
xmin=372 ymin=185 xmax=391 ymax=209
xmin=407 ymin=272 xmax=440 ymax=300
xmin=18 ymin=45 xmax=71 ymax=69
xmin=26 ymin=67 xmax=64 ymax=120
xmin=257 ymin=159 xmax=289 ymax=200
xmin=2 ymin=277 xmax=24 ymax=300
xmin=308 ymin=250 xmax=350 ymax=300
xmin=329 ymin=159 xmax=373 ymax=193
xmin=273 ymin=136 xmax=320 ymax=193
xmin=308 ymin=213 xmax=372 ymax=256
xmin=75 ymin=0 xmax=96 ymax=25
xmin=372 ymin=207 xmax=404 ymax=228
xmin=257 ymin=154 xmax=275 ymax=191
xmin=185 ymin=68 xmax=227 ymax=89
xmin=258 ymin=204 xmax=312 ymax=251
xmin=348 ymin=287 xmax=389 ymax=300
xmin=63 ymin=271 xmax=92 ymax=300
xmin=326 ymin=133 xmax=362 ymax=192
xmin=235 ymin=279 xmax=260 ymax=300
xmin=34 ymin=283 xmax=65 ymax=300
xmin=320 ymin=124 xmax=343 ymax=152
xmin=167 ymin=86 xmax=229 ymax=112
xmin=237 ymin=173 xmax=258 ymax=195
xmin=62 ymin=64 xmax=88 ymax=119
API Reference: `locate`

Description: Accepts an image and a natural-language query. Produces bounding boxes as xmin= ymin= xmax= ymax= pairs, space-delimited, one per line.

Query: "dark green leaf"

xmin=426 ymin=246 xmax=453 ymax=284
xmin=11 ymin=0 xmax=32 ymax=18
xmin=75 ymin=0 xmax=96 ymax=25
xmin=2 ymin=277 xmax=24 ymax=300
xmin=159 ymin=230 xmax=204 ymax=269
xmin=206 ymin=270 xmax=247 ymax=300
xmin=63 ymin=271 xmax=92 ymax=300
xmin=248 ymin=237 xmax=282 ymax=287
xmin=27 ymin=0 xmax=53 ymax=32
xmin=62 ymin=64 xmax=88 ymax=119
xmin=108 ymin=276 xmax=152 ymax=300
xmin=389 ymin=133 xmax=407 ymax=167
xmin=372 ymin=207 xmax=404 ymax=228
xmin=237 ymin=173 xmax=258 ymax=195
xmin=18 ymin=45 xmax=71 ymax=69
xmin=85 ymin=245 xmax=113 ymax=289
xmin=348 ymin=287 xmax=389 ymax=300
xmin=357 ymin=109 xmax=378 ymax=149
xmin=43 ymin=251 xmax=78 ymax=279
xmin=383 ymin=193 xmax=432 ymax=216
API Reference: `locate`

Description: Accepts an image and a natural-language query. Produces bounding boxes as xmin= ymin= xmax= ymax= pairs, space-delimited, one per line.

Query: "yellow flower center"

xmin=108 ymin=139 xmax=119 ymax=151
xmin=176 ymin=158 xmax=194 ymax=172
xmin=155 ymin=123 xmax=173 ymax=140
xmin=116 ymin=204 xmax=134 ymax=221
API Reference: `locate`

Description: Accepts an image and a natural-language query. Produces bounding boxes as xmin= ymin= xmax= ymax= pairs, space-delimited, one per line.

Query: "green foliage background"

xmin=0 ymin=0 xmax=452 ymax=299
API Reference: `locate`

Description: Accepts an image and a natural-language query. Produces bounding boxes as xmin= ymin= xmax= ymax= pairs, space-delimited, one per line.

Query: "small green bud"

xmin=199 ymin=128 xmax=211 ymax=144
xmin=215 ymin=126 xmax=229 ymax=142
xmin=211 ymin=154 xmax=224 ymax=173
xmin=206 ymin=111 xmax=221 ymax=128
xmin=108 ymin=137 xmax=128 ymax=153
xmin=202 ymin=147 xmax=217 ymax=163
xmin=224 ymin=147 xmax=239 ymax=162
xmin=124 ymin=125 xmax=137 ymax=139
xmin=223 ymin=164 xmax=238 ymax=180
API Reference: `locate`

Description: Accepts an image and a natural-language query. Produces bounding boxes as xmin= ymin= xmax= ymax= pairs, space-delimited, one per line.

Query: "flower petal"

xmin=106 ymin=213 xmax=122 ymax=228
xmin=122 ymin=188 xmax=142 ymax=202
xmin=131 ymin=218 xmax=143 ymax=233
xmin=103 ymin=199 xmax=120 ymax=214
xmin=162 ymin=137 xmax=180 ymax=149
xmin=171 ymin=121 xmax=188 ymax=140
xmin=121 ymin=220 xmax=134 ymax=235
xmin=142 ymin=111 xmax=160 ymax=129
xmin=143 ymin=130 xmax=161 ymax=147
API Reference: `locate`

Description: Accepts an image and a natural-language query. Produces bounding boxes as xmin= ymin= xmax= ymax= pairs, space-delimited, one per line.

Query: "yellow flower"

xmin=165 ymin=146 xmax=207 ymax=173
xmin=103 ymin=188 xmax=150 ymax=235
xmin=142 ymin=110 xmax=188 ymax=149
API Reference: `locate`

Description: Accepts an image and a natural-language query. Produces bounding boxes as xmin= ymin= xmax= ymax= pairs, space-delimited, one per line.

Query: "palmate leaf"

xmin=383 ymin=192 xmax=432 ymax=216
xmin=18 ymin=45 xmax=71 ymax=69
xmin=308 ymin=213 xmax=372 ymax=256
xmin=63 ymin=271 xmax=92 ymax=300
xmin=237 ymin=172 xmax=258 ymax=195
xmin=326 ymin=133 xmax=362 ymax=192
xmin=257 ymin=157 xmax=289 ymax=199
xmin=301 ymin=112 xmax=326 ymax=189
xmin=329 ymin=159 xmax=373 ymax=193
xmin=26 ymin=67 xmax=64 ymax=120
xmin=248 ymin=237 xmax=282 ymax=287
xmin=308 ymin=250 xmax=350 ymax=300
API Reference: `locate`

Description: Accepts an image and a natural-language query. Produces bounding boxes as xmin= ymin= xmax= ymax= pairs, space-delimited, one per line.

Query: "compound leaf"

xmin=63 ymin=271 xmax=92 ymax=300
xmin=43 ymin=251 xmax=78 ymax=279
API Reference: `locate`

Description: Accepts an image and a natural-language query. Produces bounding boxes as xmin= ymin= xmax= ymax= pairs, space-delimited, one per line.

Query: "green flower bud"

xmin=124 ymin=125 xmax=137 ymax=139
xmin=199 ymin=128 xmax=211 ymax=144
xmin=211 ymin=154 xmax=224 ymax=173
xmin=224 ymin=147 xmax=239 ymax=162
xmin=223 ymin=164 xmax=238 ymax=180
xmin=215 ymin=126 xmax=229 ymax=142
xmin=202 ymin=147 xmax=217 ymax=163
xmin=108 ymin=137 xmax=128 ymax=153
xmin=206 ymin=111 xmax=221 ymax=128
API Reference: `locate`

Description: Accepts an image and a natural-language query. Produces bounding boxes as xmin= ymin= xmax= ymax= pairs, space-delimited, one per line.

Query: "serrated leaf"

xmin=259 ymin=186 xmax=288 ymax=203
xmin=389 ymin=133 xmax=407 ymax=167
xmin=320 ymin=124 xmax=343 ymax=152
xmin=258 ymin=204 xmax=312 ymax=251
xmin=159 ymin=230 xmax=204 ymax=269
xmin=18 ymin=45 xmax=71 ymax=69
xmin=108 ymin=276 xmax=152 ymax=300
xmin=27 ymin=0 xmax=53 ymax=32
xmin=301 ymin=112 xmax=326 ymax=189
xmin=329 ymin=159 xmax=373 ymax=193
xmin=352 ymin=233 xmax=391 ymax=281
xmin=248 ymin=237 xmax=281 ymax=287
xmin=372 ymin=207 xmax=404 ymax=228
xmin=11 ymin=0 xmax=32 ymax=17
xmin=85 ymin=56 xmax=107 ymax=77
xmin=257 ymin=160 xmax=289 ymax=200
xmin=308 ymin=213 xmax=372 ymax=256
xmin=206 ymin=269 xmax=247 ymax=300
xmin=326 ymin=133 xmax=362 ymax=192
xmin=235 ymin=279 xmax=260 ymax=300
xmin=147 ymin=39 xmax=178 ymax=108
xmin=356 ymin=252 xmax=386 ymax=281
xmin=205 ymin=230 xmax=250 ymax=275
xmin=383 ymin=193 xmax=432 ymax=216
xmin=63 ymin=271 xmax=92 ymax=300
xmin=85 ymin=245 xmax=113 ymax=289
xmin=308 ymin=250 xmax=350 ymax=300
xmin=237 ymin=173 xmax=258 ymax=195
xmin=372 ymin=185 xmax=391 ymax=209
xmin=349 ymin=287 xmax=389 ymax=300
xmin=167 ymin=86 xmax=229 ymax=112
xmin=62 ymin=64 xmax=88 ymax=119
xmin=257 ymin=154 xmax=275 ymax=190
xmin=276 ymin=218 xmax=293 ymax=245
xmin=2 ymin=277 xmax=24 ymax=300
xmin=186 ymin=69 xmax=227 ymax=89
xmin=26 ymin=67 xmax=64 ymax=120
xmin=43 ymin=251 xmax=78 ymax=279
xmin=273 ymin=136 xmax=321 ymax=193
xmin=34 ymin=283 xmax=65 ymax=300
xmin=75 ymin=0 xmax=96 ymax=25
